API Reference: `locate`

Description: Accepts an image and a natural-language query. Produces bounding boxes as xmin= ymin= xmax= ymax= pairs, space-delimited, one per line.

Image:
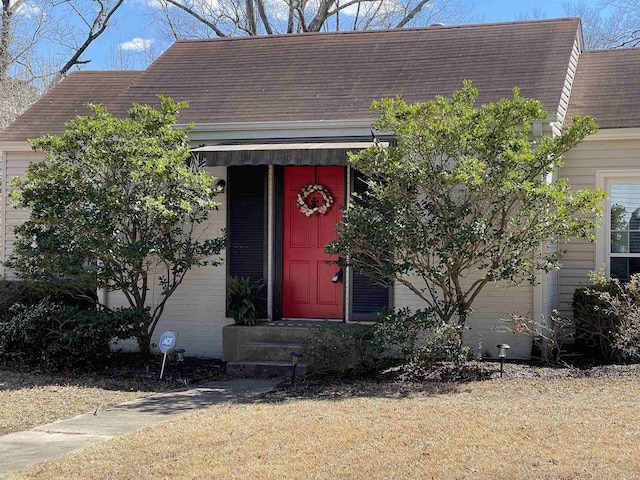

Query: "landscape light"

xmin=496 ymin=343 xmax=510 ymax=378
xmin=291 ymin=352 xmax=303 ymax=385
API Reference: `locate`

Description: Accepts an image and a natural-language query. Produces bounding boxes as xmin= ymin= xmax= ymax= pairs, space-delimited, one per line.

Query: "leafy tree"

xmin=327 ymin=81 xmax=605 ymax=332
xmin=6 ymin=97 xmax=225 ymax=355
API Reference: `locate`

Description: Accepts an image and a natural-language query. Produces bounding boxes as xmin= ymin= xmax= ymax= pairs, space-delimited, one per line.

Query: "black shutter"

xmin=228 ymin=166 xmax=267 ymax=316
xmin=351 ymin=170 xmax=391 ymax=320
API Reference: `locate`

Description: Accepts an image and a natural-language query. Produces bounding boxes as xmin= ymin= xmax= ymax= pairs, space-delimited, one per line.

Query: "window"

xmin=608 ymin=181 xmax=640 ymax=281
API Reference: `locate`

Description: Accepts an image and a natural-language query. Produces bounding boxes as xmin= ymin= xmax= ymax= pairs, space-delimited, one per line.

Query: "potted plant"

xmin=226 ymin=277 xmax=262 ymax=326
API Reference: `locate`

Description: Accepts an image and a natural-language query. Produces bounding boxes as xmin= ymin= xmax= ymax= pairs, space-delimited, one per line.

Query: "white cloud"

xmin=15 ymin=1 xmax=42 ymax=18
xmin=119 ymin=38 xmax=155 ymax=52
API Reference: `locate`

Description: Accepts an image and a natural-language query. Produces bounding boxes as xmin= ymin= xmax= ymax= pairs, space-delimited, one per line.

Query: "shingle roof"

xmin=0 ymin=18 xmax=581 ymax=142
xmin=0 ymin=71 xmax=144 ymax=142
xmin=566 ymin=48 xmax=640 ymax=129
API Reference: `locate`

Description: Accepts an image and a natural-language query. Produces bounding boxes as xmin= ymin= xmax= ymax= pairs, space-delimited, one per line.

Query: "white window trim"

xmin=595 ymin=170 xmax=640 ymax=277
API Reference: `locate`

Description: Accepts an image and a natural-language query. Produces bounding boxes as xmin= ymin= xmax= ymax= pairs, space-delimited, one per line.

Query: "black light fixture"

xmin=175 ymin=348 xmax=185 ymax=362
xmin=331 ymin=269 xmax=343 ymax=283
xmin=496 ymin=343 xmax=510 ymax=378
xmin=215 ymin=179 xmax=226 ymax=193
xmin=291 ymin=352 xmax=303 ymax=385
xmin=175 ymin=348 xmax=185 ymax=378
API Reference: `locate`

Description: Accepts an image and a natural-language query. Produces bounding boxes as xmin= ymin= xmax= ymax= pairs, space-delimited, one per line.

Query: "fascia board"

xmin=178 ymin=119 xmax=377 ymax=142
xmin=0 ymin=141 xmax=32 ymax=152
xmin=583 ymin=128 xmax=640 ymax=141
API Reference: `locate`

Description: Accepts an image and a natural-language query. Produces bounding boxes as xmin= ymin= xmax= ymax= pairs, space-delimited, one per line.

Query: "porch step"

xmin=235 ymin=341 xmax=306 ymax=362
xmin=226 ymin=360 xmax=307 ymax=379
xmin=240 ymin=323 xmax=320 ymax=343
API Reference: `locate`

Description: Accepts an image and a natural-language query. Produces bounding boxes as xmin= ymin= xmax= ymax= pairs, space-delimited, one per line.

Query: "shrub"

xmin=304 ymin=322 xmax=376 ymax=375
xmin=509 ymin=311 xmax=573 ymax=364
xmin=372 ymin=308 xmax=469 ymax=366
xmin=227 ymin=277 xmax=262 ymax=326
xmin=0 ymin=299 xmax=143 ymax=371
xmin=573 ymin=272 xmax=640 ymax=363
xmin=305 ymin=309 xmax=469 ymax=376
xmin=0 ymin=279 xmax=97 ymax=323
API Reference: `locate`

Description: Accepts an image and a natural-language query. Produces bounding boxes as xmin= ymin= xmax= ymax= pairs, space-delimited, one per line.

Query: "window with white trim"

xmin=608 ymin=181 xmax=640 ymax=281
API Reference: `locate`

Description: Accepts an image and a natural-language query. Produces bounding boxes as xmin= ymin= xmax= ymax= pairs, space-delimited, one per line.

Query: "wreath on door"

xmin=297 ymin=184 xmax=335 ymax=217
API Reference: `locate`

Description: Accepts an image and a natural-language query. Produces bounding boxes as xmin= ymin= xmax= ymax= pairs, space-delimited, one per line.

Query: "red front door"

xmin=283 ymin=166 xmax=344 ymax=319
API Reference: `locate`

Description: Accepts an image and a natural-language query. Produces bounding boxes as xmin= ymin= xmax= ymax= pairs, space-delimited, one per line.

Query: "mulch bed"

xmin=1 ymin=353 xmax=228 ymax=390
xmin=258 ymin=360 xmax=640 ymax=403
xmin=101 ymin=353 xmax=228 ymax=384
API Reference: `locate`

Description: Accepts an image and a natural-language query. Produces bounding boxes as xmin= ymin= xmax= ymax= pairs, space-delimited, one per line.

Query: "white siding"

xmin=1 ymin=150 xmax=42 ymax=278
xmin=393 ymin=274 xmax=534 ymax=359
xmin=558 ymin=133 xmax=640 ymax=316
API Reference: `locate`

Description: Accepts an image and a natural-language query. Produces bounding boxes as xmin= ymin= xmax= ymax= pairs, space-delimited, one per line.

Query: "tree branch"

xmin=395 ymin=0 xmax=431 ymax=28
xmin=163 ymin=0 xmax=228 ymax=37
xmin=58 ymin=0 xmax=126 ymax=78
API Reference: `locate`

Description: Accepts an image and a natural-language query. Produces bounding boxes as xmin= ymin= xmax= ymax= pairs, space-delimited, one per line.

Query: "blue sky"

xmin=28 ymin=0 xmax=600 ymax=72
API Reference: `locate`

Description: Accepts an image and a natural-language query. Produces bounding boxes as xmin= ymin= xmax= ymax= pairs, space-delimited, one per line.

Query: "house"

xmin=0 ymin=17 xmax=635 ymax=362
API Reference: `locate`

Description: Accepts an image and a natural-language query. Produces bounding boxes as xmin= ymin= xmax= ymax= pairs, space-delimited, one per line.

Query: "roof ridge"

xmin=64 ymin=70 xmax=144 ymax=77
xmin=174 ymin=17 xmax=580 ymax=44
xmin=582 ymin=46 xmax=640 ymax=54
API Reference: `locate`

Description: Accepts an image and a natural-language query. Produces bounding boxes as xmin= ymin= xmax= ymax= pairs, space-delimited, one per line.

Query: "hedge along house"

xmin=0 ymin=17 xmax=619 ymax=362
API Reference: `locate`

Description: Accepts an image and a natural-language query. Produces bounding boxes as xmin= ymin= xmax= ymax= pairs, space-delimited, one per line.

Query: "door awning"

xmin=190 ymin=141 xmax=386 ymax=166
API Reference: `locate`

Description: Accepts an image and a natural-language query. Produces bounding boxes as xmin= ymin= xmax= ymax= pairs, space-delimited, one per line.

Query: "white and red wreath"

xmin=297 ymin=184 xmax=334 ymax=217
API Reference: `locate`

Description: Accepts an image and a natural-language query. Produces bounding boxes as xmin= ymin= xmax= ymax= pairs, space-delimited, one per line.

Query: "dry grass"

xmin=8 ymin=376 xmax=640 ymax=480
xmin=0 ymin=369 xmax=160 ymax=435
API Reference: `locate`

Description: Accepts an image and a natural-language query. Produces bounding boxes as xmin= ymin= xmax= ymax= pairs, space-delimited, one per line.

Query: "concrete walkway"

xmin=0 ymin=378 xmax=279 ymax=477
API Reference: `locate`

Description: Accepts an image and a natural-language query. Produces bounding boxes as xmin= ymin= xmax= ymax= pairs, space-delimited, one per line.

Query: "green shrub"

xmin=0 ymin=299 xmax=143 ymax=371
xmin=305 ymin=309 xmax=469 ymax=376
xmin=0 ymin=279 xmax=96 ymax=323
xmin=573 ymin=272 xmax=640 ymax=363
xmin=573 ymin=282 xmax=620 ymax=363
xmin=227 ymin=277 xmax=262 ymax=326
xmin=372 ymin=308 xmax=469 ymax=366
xmin=304 ymin=322 xmax=376 ymax=375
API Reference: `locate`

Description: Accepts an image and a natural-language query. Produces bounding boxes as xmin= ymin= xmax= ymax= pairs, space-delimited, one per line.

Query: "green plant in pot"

xmin=227 ymin=277 xmax=263 ymax=326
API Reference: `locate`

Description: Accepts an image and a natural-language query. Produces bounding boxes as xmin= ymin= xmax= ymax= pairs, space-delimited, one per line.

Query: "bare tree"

xmin=0 ymin=0 xmax=125 ymax=130
xmin=0 ymin=77 xmax=38 ymax=130
xmin=149 ymin=0 xmax=470 ymax=41
xmin=563 ymin=0 xmax=640 ymax=49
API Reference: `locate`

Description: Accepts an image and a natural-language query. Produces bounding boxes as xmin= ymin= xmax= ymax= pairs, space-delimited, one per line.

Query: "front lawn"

xmin=0 ymin=369 xmax=159 ymax=435
xmin=7 ymin=368 xmax=640 ymax=479
xmin=0 ymin=355 xmax=225 ymax=435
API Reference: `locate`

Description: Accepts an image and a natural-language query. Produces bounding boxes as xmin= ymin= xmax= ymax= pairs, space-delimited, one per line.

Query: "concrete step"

xmin=245 ymin=324 xmax=320 ymax=343
xmin=226 ymin=360 xmax=307 ymax=379
xmin=223 ymin=324 xmax=318 ymax=361
xmin=235 ymin=342 xmax=306 ymax=362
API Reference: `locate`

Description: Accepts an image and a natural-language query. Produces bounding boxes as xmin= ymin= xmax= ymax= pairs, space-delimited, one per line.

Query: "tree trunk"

xmin=0 ymin=0 xmax=13 ymax=82
xmin=245 ymin=0 xmax=257 ymax=35
xmin=137 ymin=331 xmax=152 ymax=357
